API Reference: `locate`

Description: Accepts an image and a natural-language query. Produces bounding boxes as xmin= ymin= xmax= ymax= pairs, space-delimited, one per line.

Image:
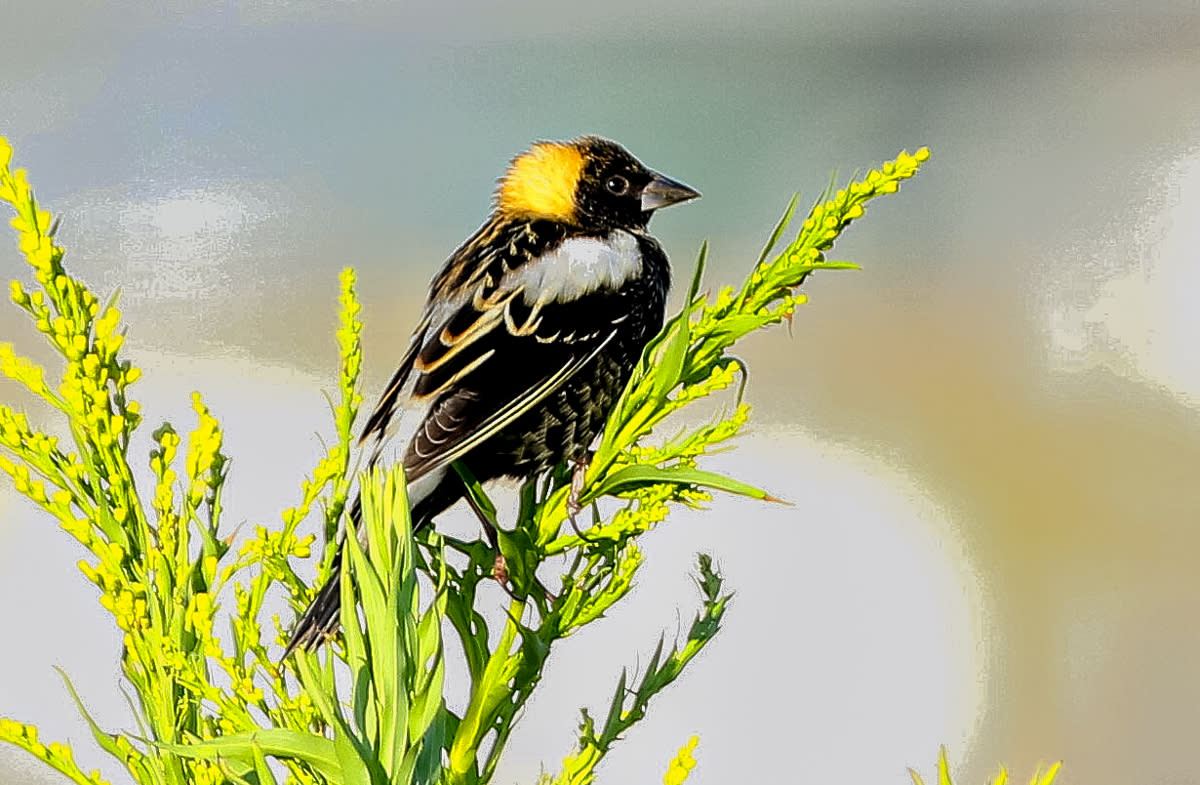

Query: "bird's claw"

xmin=566 ymin=454 xmax=597 ymax=542
xmin=491 ymin=553 xmax=509 ymax=584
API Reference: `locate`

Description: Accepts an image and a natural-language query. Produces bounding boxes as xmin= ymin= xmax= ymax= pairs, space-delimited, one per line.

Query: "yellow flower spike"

xmin=27 ymin=478 xmax=47 ymax=503
xmin=94 ymin=306 xmax=119 ymax=338
xmin=292 ymin=533 xmax=315 ymax=558
xmin=61 ymin=517 xmax=90 ymax=542
xmin=77 ymin=560 xmax=102 ymax=585
xmin=663 ymin=735 xmax=699 ymax=785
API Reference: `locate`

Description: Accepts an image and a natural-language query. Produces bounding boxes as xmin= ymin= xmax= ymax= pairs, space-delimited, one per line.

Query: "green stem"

xmin=448 ymin=597 xmax=525 ymax=784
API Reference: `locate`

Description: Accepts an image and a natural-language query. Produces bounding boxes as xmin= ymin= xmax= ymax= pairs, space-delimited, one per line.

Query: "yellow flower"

xmin=663 ymin=735 xmax=699 ymax=785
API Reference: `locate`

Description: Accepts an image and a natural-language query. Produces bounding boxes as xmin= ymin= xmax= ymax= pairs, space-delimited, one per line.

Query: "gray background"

xmin=2 ymin=1 xmax=1200 ymax=783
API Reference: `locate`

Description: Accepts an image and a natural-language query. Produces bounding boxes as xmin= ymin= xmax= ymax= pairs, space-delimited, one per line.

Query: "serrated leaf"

xmin=601 ymin=668 xmax=628 ymax=737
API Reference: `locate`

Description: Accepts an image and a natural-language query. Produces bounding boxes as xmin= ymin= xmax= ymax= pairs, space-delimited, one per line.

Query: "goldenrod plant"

xmin=0 ymin=135 xmax=973 ymax=785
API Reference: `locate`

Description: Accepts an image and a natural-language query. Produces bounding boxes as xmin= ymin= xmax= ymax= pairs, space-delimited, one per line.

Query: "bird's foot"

xmin=566 ymin=454 xmax=597 ymax=542
xmin=491 ymin=553 xmax=509 ymax=584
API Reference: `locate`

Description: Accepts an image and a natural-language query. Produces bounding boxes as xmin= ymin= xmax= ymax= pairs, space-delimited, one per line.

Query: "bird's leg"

xmin=491 ymin=554 xmax=510 ymax=585
xmin=566 ymin=453 xmax=597 ymax=542
xmin=459 ymin=485 xmax=554 ymax=600
xmin=459 ymin=484 xmax=508 ymax=582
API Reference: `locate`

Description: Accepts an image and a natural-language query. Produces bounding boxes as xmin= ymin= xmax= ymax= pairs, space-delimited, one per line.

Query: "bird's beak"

xmin=641 ymin=171 xmax=701 ymax=212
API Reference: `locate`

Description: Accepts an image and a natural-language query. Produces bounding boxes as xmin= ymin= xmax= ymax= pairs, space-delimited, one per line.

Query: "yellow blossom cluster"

xmin=662 ymin=736 xmax=699 ymax=785
xmin=0 ymin=717 xmax=113 ymax=785
xmin=1 ymin=136 xmax=340 ymax=785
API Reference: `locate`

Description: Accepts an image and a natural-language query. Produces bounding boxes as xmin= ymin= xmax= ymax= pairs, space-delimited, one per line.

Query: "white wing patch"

xmin=508 ymin=231 xmax=642 ymax=305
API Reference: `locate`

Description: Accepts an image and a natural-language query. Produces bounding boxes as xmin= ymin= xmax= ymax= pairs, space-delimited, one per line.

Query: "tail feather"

xmin=281 ymin=467 xmax=462 ymax=659
xmin=280 ymin=552 xmax=344 ymax=659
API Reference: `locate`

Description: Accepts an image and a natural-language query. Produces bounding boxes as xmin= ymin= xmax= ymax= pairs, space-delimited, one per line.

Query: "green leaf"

xmin=293 ymin=651 xmax=378 ymax=785
xmin=684 ymin=240 xmax=708 ymax=308
xmin=495 ymin=523 xmax=540 ymax=595
xmin=331 ymin=723 xmax=375 ymax=785
xmin=757 ymin=192 xmax=799 ymax=267
xmin=585 ymin=464 xmax=777 ymax=503
xmin=149 ymin=729 xmax=342 ymax=782
xmin=250 ymin=742 xmax=280 ymax=785
xmin=600 ymin=667 xmax=628 ymax=745
xmin=54 ymin=667 xmax=127 ymax=764
xmin=453 ymin=461 xmax=498 ymax=526
xmin=806 ymin=260 xmax=861 ymax=271
xmin=650 ymin=301 xmax=696 ymax=402
xmin=339 ymin=528 xmax=371 ymax=710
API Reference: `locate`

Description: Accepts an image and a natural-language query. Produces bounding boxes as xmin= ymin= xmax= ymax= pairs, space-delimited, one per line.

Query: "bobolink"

xmin=284 ymin=136 xmax=699 ymax=655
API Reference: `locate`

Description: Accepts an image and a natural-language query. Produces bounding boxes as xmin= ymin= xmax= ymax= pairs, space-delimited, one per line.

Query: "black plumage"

xmin=283 ymin=136 xmax=698 ymax=655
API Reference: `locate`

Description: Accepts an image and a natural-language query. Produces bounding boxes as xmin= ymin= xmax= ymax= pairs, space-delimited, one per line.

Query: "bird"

xmin=283 ymin=135 xmax=700 ymax=655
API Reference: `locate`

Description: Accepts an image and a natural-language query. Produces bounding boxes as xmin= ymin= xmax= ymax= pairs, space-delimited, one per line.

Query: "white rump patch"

xmin=508 ymin=231 xmax=642 ymax=304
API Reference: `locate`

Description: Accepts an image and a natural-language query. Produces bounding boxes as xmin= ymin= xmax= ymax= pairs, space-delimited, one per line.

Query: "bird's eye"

xmin=605 ymin=175 xmax=630 ymax=195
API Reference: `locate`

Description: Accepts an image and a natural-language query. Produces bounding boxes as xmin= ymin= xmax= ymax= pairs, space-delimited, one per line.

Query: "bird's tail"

xmin=281 ymin=491 xmax=362 ymax=660
xmin=280 ymin=467 xmax=461 ymax=659
xmin=280 ymin=550 xmax=344 ymax=659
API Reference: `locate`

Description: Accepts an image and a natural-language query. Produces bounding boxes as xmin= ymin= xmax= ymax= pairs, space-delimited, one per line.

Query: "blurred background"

xmin=2 ymin=1 xmax=1199 ymax=783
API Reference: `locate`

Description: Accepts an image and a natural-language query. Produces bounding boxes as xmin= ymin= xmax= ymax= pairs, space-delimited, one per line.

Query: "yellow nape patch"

xmin=496 ymin=141 xmax=585 ymax=223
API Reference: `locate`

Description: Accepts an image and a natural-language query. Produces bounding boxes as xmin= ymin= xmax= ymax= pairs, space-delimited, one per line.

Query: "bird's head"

xmin=495 ymin=136 xmax=700 ymax=231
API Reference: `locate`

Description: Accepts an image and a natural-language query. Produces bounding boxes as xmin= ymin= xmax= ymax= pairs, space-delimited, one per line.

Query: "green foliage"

xmin=1 ymin=135 xmax=953 ymax=785
xmin=157 ymin=468 xmax=446 ymax=785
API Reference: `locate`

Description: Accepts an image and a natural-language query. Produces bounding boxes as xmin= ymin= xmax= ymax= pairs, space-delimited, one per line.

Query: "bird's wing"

xmin=359 ymin=224 xmax=638 ymax=482
xmin=401 ymin=327 xmax=616 ymax=481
